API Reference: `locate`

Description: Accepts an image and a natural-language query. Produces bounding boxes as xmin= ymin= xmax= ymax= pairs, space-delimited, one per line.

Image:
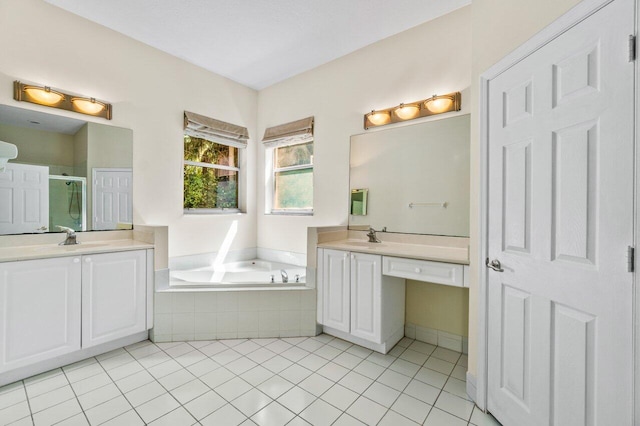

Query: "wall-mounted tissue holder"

xmin=0 ymin=141 xmax=18 ymax=172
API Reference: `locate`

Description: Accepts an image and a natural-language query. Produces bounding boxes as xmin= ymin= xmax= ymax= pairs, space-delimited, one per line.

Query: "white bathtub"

xmin=170 ymin=259 xmax=307 ymax=289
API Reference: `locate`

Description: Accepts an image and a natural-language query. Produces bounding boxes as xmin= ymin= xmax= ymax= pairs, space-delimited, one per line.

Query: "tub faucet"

xmin=281 ymin=269 xmax=288 ymax=283
xmin=57 ymin=226 xmax=78 ymax=245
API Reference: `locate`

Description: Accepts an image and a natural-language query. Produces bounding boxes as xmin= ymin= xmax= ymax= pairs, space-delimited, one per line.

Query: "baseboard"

xmin=322 ymin=325 xmax=403 ymax=354
xmin=405 ymin=322 xmax=468 ymax=354
xmin=466 ymin=371 xmax=477 ymax=404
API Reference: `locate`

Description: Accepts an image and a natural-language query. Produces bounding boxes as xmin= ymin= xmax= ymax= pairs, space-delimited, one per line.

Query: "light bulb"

xmin=367 ymin=110 xmax=391 ymax=126
xmin=72 ymin=98 xmax=105 ymax=114
xmin=394 ymin=103 xmax=420 ymax=120
xmin=24 ymin=86 xmax=64 ymax=105
xmin=425 ymin=96 xmax=453 ymax=113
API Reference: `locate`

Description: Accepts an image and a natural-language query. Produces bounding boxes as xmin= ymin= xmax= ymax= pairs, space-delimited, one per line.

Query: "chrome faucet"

xmin=366 ymin=227 xmax=386 ymax=243
xmin=281 ymin=269 xmax=289 ymax=283
xmin=57 ymin=226 xmax=78 ymax=245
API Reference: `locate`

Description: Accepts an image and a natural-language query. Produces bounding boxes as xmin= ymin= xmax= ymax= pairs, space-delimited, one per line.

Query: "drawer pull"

xmin=73 ymin=258 xmax=80 ymax=263
xmin=414 ymin=268 xmax=421 ymax=273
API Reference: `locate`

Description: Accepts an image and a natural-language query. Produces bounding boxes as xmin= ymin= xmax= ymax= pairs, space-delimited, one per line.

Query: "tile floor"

xmin=0 ymin=335 xmax=501 ymax=426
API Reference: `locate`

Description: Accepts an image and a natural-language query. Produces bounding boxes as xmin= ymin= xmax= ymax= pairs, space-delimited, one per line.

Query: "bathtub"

xmin=170 ymin=259 xmax=307 ymax=289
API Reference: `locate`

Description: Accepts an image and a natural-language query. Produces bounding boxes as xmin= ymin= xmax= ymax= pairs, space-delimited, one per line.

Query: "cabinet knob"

xmin=73 ymin=258 xmax=80 ymax=263
xmin=414 ymin=268 xmax=421 ymax=273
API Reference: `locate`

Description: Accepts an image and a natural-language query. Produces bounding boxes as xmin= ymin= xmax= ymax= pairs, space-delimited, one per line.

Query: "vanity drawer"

xmin=382 ymin=256 xmax=464 ymax=287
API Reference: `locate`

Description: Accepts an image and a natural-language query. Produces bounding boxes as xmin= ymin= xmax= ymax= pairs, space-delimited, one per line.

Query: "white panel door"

xmin=0 ymin=163 xmax=49 ymax=234
xmin=486 ymin=1 xmax=634 ymax=425
xmin=350 ymin=253 xmax=382 ymax=343
xmin=322 ymin=249 xmax=350 ymax=333
xmin=92 ymin=168 xmax=132 ymax=230
xmin=0 ymin=257 xmax=81 ymax=372
xmin=82 ymin=250 xmax=147 ymax=348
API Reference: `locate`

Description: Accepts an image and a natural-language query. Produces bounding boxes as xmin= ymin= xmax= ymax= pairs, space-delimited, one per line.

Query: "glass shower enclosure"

xmin=49 ymin=175 xmax=86 ymax=232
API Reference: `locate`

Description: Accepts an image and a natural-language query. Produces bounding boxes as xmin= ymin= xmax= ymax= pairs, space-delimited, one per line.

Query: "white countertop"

xmin=0 ymin=239 xmax=154 ymax=263
xmin=317 ymin=239 xmax=469 ymax=264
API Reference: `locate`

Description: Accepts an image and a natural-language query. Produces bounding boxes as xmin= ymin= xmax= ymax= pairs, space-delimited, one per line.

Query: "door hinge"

xmin=628 ymin=246 xmax=635 ymax=272
xmin=629 ymin=35 xmax=636 ymax=62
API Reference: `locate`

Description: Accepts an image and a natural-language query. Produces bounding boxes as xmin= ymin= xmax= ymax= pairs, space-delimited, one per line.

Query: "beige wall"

xmin=0 ymin=122 xmax=74 ymax=168
xmin=406 ymin=281 xmax=469 ymax=337
xmin=0 ymin=0 xmax=258 ymax=257
xmin=257 ymin=6 xmax=472 ymax=255
xmin=466 ymin=0 xmax=581 ymax=377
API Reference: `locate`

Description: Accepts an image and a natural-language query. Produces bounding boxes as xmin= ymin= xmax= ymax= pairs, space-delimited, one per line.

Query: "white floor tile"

xmin=148 ymin=406 xmax=197 ymax=426
xmin=333 ymin=413 xmax=366 ymax=425
xmin=257 ymin=376 xmax=294 ymax=399
xmin=320 ymin=384 xmax=359 ymax=411
xmin=403 ymin=379 xmax=441 ymax=405
xmin=32 ymin=398 xmax=82 ymax=426
xmin=363 ymin=382 xmax=400 ymax=408
xmin=470 ymin=406 xmax=502 ymax=426
xmin=276 ymin=387 xmax=316 ymax=414
xmin=215 ymin=377 xmax=253 ymax=401
xmin=184 ymin=391 xmax=226 ymax=420
xmin=376 ymin=369 xmax=411 ymax=392
xmin=0 ymin=400 xmax=31 ymax=425
xmin=136 ymin=393 xmax=181 ymax=423
xmin=298 ymin=373 xmax=333 ymax=396
xmin=84 ymin=395 xmax=132 ymax=425
xmin=434 ymin=391 xmax=474 ymax=421
xmin=338 ymin=371 xmax=373 ymax=394
xmin=250 ymin=401 xmax=294 ymax=426
xmin=424 ymin=407 xmax=468 ymax=426
xmin=424 ymin=356 xmax=455 ymax=375
xmin=77 ymin=383 xmax=121 ymax=411
xmin=378 ymin=409 xmax=420 ymax=426
xmin=231 ymin=389 xmax=272 ymax=417
xmin=391 ymin=393 xmax=431 ymax=424
xmin=316 ymin=362 xmax=349 ymax=382
xmin=345 ymin=396 xmax=388 ymax=426
xmin=125 ymin=381 xmax=166 ymax=407
xmin=299 ymin=399 xmax=341 ymax=426
xmin=101 ymin=409 xmax=144 ymax=426
xmin=170 ymin=379 xmax=210 ymax=405
xmin=201 ymin=404 xmax=247 ymax=426
xmin=12 ymin=338 xmax=470 ymax=426
xmin=414 ymin=367 xmax=449 ymax=389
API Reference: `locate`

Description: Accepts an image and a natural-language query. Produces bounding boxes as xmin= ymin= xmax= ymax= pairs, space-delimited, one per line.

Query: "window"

xmin=183 ymin=135 xmax=239 ymax=209
xmin=263 ymin=116 xmax=314 ymax=215
xmin=273 ymin=141 xmax=313 ymax=211
xmin=183 ymin=111 xmax=249 ymax=212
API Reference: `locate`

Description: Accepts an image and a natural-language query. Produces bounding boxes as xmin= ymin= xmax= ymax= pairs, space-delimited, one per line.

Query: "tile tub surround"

xmin=152 ymin=290 xmax=317 ymax=342
xmin=0 ymin=335 xmax=501 ymax=425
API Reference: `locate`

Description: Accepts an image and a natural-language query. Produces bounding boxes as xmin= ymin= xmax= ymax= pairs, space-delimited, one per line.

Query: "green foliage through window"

xmin=184 ymin=135 xmax=239 ymax=209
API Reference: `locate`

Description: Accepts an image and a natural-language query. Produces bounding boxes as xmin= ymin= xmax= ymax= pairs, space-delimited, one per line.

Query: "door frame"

xmin=475 ymin=0 xmax=637 ymax=419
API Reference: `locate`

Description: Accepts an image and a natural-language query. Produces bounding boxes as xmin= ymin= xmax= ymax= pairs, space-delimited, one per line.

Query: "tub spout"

xmin=281 ymin=269 xmax=288 ymax=283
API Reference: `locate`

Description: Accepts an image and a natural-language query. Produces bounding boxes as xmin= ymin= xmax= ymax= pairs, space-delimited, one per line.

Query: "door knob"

xmin=485 ymin=258 xmax=504 ymax=272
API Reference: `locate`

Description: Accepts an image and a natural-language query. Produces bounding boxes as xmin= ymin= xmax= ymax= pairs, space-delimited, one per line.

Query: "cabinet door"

xmin=322 ymin=249 xmax=350 ymax=333
xmin=82 ymin=250 xmax=146 ymax=348
xmin=0 ymin=257 xmax=81 ymax=373
xmin=350 ymin=253 xmax=382 ymax=343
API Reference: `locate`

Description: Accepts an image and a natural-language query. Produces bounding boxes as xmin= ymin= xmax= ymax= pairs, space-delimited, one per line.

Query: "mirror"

xmin=0 ymin=104 xmax=133 ymax=235
xmin=349 ymin=114 xmax=470 ymax=236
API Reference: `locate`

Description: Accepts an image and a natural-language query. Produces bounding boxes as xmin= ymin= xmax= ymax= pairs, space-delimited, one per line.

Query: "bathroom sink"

xmin=348 ymin=241 xmax=388 ymax=248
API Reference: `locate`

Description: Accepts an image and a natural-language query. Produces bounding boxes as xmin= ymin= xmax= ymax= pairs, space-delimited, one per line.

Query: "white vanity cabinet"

xmin=0 ymin=248 xmax=152 ymax=384
xmin=82 ymin=250 xmax=147 ymax=348
xmin=317 ymin=248 xmax=405 ymax=353
xmin=0 ymin=256 xmax=81 ymax=373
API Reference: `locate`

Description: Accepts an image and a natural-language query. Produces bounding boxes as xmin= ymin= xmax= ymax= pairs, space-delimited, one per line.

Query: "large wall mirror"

xmin=349 ymin=114 xmax=470 ymax=236
xmin=0 ymin=104 xmax=133 ymax=235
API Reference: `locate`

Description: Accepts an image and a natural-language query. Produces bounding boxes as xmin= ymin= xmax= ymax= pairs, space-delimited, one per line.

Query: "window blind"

xmin=184 ymin=111 xmax=249 ymax=149
xmin=262 ymin=116 xmax=314 ymax=148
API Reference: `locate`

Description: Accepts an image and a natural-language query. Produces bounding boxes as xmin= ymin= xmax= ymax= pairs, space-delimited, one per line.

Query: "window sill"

xmin=266 ymin=210 xmax=314 ymax=217
xmin=184 ymin=209 xmax=245 ymax=215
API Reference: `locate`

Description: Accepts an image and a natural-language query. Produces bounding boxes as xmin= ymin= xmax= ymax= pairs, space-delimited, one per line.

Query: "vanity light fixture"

xmin=366 ymin=110 xmax=391 ymax=126
xmin=13 ymin=81 xmax=112 ymax=120
xmin=364 ymin=91 xmax=461 ymax=129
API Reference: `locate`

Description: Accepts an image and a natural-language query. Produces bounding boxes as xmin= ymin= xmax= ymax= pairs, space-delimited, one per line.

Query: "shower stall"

xmin=49 ymin=175 xmax=86 ymax=232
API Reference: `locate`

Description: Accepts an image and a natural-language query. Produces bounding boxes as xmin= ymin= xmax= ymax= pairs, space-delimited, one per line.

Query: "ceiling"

xmin=43 ymin=0 xmax=470 ymax=90
xmin=0 ymin=105 xmax=86 ymax=135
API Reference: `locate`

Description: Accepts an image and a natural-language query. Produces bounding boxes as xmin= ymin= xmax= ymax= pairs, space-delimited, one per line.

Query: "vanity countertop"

xmin=0 ymin=239 xmax=154 ymax=263
xmin=317 ymin=239 xmax=469 ymax=265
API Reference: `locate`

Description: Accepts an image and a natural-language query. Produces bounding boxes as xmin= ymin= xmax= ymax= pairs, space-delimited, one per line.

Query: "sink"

xmin=347 ymin=241 xmax=388 ymax=248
